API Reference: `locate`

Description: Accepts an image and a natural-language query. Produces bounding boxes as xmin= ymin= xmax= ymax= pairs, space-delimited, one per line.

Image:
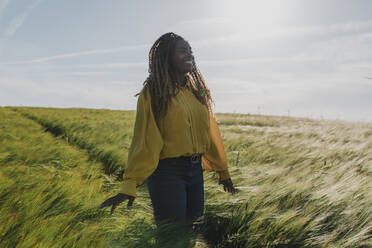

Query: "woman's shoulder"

xmin=134 ymin=85 xmax=151 ymax=99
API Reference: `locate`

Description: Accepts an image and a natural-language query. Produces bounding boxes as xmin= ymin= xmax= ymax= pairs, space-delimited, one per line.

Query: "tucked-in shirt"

xmin=120 ymin=77 xmax=231 ymax=197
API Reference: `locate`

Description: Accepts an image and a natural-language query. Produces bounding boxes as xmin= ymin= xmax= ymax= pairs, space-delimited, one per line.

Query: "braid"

xmin=136 ymin=32 xmax=214 ymax=124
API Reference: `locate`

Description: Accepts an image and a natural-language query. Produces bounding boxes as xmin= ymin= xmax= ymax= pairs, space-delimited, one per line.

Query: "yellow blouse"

xmin=120 ymin=77 xmax=231 ymax=197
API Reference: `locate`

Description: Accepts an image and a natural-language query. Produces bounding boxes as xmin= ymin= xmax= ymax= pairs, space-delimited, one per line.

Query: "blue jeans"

xmin=146 ymin=156 xmax=205 ymax=224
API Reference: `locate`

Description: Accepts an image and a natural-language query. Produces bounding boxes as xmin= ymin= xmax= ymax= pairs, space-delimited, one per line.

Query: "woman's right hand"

xmin=219 ymin=178 xmax=237 ymax=195
xmin=99 ymin=193 xmax=135 ymax=215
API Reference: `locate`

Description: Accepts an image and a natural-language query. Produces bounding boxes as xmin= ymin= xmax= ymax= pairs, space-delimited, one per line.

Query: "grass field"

xmin=1 ymin=106 xmax=371 ymax=247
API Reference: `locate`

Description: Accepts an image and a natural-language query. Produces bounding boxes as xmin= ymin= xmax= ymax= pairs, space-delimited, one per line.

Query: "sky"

xmin=0 ymin=0 xmax=371 ymax=123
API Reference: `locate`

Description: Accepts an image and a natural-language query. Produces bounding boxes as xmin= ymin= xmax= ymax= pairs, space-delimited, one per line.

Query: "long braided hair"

xmin=136 ymin=32 xmax=214 ymax=124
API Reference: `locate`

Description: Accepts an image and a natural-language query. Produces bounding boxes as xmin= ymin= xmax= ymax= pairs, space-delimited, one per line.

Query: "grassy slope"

xmin=0 ymin=108 xmax=172 ymax=248
xmin=203 ymin=113 xmax=371 ymax=247
xmin=12 ymin=107 xmax=135 ymax=177
xmin=4 ymin=107 xmax=372 ymax=247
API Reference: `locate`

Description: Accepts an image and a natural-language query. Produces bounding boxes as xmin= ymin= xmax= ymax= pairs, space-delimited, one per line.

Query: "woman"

xmin=99 ymin=32 xmax=236 ymax=229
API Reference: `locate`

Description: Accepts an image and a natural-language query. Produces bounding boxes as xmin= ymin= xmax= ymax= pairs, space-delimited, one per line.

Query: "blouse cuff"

xmin=119 ymin=179 xmax=137 ymax=197
xmin=216 ymin=170 xmax=231 ymax=181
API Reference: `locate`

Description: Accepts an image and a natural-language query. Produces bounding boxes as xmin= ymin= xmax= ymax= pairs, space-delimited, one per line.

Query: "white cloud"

xmin=165 ymin=17 xmax=235 ymax=40
xmin=77 ymin=62 xmax=146 ymax=69
xmin=1 ymin=44 xmax=149 ymax=65
xmin=3 ymin=0 xmax=42 ymax=37
xmin=199 ymin=56 xmax=326 ymax=66
xmin=209 ymin=74 xmax=372 ymax=123
xmin=0 ymin=77 xmax=140 ymax=110
xmin=0 ymin=0 xmax=9 ymax=18
xmin=195 ymin=28 xmax=372 ymax=85
xmin=189 ymin=19 xmax=372 ymax=48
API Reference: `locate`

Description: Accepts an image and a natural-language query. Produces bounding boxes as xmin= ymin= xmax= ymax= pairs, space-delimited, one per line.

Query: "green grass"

xmin=202 ymin=114 xmax=372 ymax=247
xmin=2 ymin=106 xmax=371 ymax=247
xmin=0 ymin=107 xmax=109 ymax=247
xmin=11 ymin=107 xmax=135 ymax=177
xmin=0 ymin=107 xmax=199 ymax=248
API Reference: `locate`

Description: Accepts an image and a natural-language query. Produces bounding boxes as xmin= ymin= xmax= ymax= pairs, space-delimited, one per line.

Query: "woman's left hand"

xmin=219 ymin=178 xmax=237 ymax=195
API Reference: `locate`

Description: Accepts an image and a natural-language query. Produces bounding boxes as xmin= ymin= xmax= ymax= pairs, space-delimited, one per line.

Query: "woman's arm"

xmin=202 ymin=112 xmax=236 ymax=194
xmin=202 ymin=112 xmax=231 ymax=181
xmin=100 ymin=87 xmax=164 ymax=214
xmin=120 ymin=87 xmax=164 ymax=197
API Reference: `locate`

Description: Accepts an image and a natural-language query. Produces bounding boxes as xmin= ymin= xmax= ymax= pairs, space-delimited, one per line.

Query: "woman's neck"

xmin=174 ymin=73 xmax=187 ymax=87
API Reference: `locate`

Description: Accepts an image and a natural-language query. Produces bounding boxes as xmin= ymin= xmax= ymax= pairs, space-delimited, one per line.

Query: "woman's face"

xmin=172 ymin=39 xmax=194 ymax=75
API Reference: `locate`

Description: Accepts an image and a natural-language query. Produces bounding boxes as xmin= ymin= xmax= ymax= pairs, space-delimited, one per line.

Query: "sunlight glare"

xmin=220 ymin=0 xmax=292 ymax=34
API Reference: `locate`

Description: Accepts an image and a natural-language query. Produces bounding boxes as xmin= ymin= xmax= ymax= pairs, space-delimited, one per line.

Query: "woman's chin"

xmin=184 ymin=66 xmax=193 ymax=73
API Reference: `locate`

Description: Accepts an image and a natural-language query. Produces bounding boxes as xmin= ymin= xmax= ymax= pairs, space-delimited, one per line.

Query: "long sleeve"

xmin=202 ymin=113 xmax=231 ymax=181
xmin=119 ymin=87 xmax=164 ymax=197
